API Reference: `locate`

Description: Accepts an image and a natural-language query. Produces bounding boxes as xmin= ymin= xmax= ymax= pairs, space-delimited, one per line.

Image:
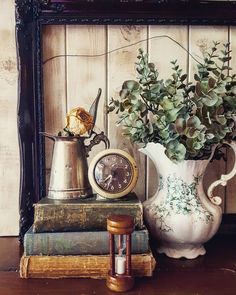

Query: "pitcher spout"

xmin=139 ymin=142 xmax=167 ymax=168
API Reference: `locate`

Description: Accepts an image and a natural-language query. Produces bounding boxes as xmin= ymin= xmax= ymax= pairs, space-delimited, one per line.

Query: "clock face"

xmin=94 ymin=154 xmax=133 ymax=193
xmin=88 ymin=149 xmax=138 ymax=199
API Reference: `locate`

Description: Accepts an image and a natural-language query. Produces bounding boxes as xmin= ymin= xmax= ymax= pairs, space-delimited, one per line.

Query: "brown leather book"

xmin=20 ymin=252 xmax=156 ymax=279
xmin=33 ymin=194 xmax=143 ymax=233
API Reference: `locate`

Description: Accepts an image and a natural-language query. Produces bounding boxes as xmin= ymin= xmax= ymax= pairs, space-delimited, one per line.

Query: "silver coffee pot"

xmin=42 ymin=89 xmax=110 ymax=200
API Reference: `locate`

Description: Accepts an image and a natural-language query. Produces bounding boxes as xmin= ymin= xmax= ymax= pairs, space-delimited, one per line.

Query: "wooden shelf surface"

xmin=0 ymin=235 xmax=236 ymax=295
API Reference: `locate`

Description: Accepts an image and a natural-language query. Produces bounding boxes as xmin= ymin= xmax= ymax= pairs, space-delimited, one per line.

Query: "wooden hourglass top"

xmin=107 ymin=215 xmax=134 ymax=235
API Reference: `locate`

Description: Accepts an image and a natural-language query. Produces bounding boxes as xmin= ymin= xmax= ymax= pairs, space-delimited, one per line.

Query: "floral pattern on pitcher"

xmin=146 ymin=174 xmax=214 ymax=232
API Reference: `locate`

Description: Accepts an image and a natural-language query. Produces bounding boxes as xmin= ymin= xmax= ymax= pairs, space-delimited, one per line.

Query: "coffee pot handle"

xmin=207 ymin=141 xmax=236 ymax=206
xmin=85 ymin=131 xmax=110 ymax=157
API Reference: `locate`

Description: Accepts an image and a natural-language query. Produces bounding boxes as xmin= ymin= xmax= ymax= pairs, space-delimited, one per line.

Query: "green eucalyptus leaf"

xmin=167 ymin=85 xmax=176 ymax=95
xmin=202 ymin=92 xmax=219 ymax=107
xmin=216 ymin=115 xmax=227 ymax=125
xmin=119 ymin=103 xmax=124 ymax=112
xmin=208 ymin=77 xmax=216 ymax=89
xmin=185 ymin=128 xmax=200 ymax=139
xmin=108 ymin=105 xmax=115 ymax=112
xmin=165 ymin=140 xmax=186 ymax=163
xmin=219 ymin=56 xmax=231 ymax=63
xmin=161 ymin=97 xmax=174 ymax=110
xmin=166 ymin=108 xmax=182 ymax=122
xmin=186 ymin=138 xmax=194 ymax=149
xmin=123 ymin=117 xmax=131 ymax=126
xmin=159 ymin=128 xmax=170 ymax=140
xmin=150 ymin=82 xmax=164 ymax=94
xmin=148 ymin=62 xmax=156 ymax=70
xmin=141 ymin=109 xmax=149 ymax=117
xmin=212 ymin=69 xmax=221 ymax=77
xmin=224 ymin=96 xmax=236 ymax=108
xmin=175 ymin=117 xmax=186 ymax=134
xmin=195 ymin=82 xmax=202 ymax=96
xmin=180 ymin=74 xmax=188 ymax=82
xmin=120 ymin=89 xmax=129 ymax=100
xmin=207 ymin=60 xmax=215 ymax=65
xmin=197 ymin=132 xmax=206 ymax=142
xmin=129 ymin=112 xmax=138 ymax=121
xmin=186 ymin=116 xmax=201 ymax=128
xmin=194 ymin=74 xmax=200 ymax=81
xmin=231 ymin=86 xmax=236 ymax=95
xmin=136 ymin=120 xmax=143 ymax=128
xmin=172 ymin=73 xmax=178 ymax=81
xmin=214 ymin=84 xmax=226 ymax=94
xmin=205 ymin=133 xmax=214 ymax=140
xmin=155 ymin=115 xmax=167 ymax=129
xmin=123 ymin=99 xmax=132 ymax=109
xmin=122 ymin=80 xmax=140 ymax=91
xmin=165 ymin=79 xmax=173 ymax=86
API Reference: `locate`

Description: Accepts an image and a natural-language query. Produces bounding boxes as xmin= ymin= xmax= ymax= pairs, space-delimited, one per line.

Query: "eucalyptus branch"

xmin=123 ymin=125 xmax=145 ymax=131
xmin=110 ymin=41 xmax=236 ymax=163
xmin=140 ymin=94 xmax=155 ymax=112
xmin=116 ymin=114 xmax=129 ymax=125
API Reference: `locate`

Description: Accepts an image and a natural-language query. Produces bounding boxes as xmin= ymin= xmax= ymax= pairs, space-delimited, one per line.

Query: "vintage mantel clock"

xmin=88 ymin=149 xmax=138 ymax=199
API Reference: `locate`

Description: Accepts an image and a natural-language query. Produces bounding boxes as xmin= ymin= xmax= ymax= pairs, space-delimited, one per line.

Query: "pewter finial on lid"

xmin=89 ymin=88 xmax=102 ymax=133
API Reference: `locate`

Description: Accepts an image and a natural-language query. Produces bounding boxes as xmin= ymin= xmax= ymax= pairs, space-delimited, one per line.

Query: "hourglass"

xmin=106 ymin=215 xmax=135 ymax=292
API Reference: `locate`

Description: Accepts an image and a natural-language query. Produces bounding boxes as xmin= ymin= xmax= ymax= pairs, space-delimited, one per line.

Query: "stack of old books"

xmin=20 ymin=193 xmax=155 ymax=279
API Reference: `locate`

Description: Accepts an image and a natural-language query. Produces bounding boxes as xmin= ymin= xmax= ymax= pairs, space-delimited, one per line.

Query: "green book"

xmin=24 ymin=226 xmax=149 ymax=255
xmin=33 ymin=194 xmax=143 ymax=233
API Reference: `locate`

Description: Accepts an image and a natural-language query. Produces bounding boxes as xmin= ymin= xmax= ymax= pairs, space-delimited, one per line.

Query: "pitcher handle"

xmin=85 ymin=131 xmax=110 ymax=157
xmin=207 ymin=140 xmax=236 ymax=206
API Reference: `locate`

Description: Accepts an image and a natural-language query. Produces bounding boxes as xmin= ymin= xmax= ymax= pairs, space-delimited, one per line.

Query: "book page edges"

xmin=20 ymin=252 xmax=156 ymax=279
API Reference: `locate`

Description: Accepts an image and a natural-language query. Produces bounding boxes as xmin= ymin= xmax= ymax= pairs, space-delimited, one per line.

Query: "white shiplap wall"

xmin=0 ymin=0 xmax=19 ymax=236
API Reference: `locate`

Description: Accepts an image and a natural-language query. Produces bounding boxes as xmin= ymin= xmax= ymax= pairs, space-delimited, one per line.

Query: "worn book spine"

xmin=20 ymin=253 xmax=156 ymax=279
xmin=24 ymin=228 xmax=149 ymax=255
xmin=33 ymin=202 xmax=143 ymax=233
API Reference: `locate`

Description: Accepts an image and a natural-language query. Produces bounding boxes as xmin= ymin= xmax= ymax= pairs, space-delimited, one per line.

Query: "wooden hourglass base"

xmin=106 ymin=272 xmax=134 ymax=292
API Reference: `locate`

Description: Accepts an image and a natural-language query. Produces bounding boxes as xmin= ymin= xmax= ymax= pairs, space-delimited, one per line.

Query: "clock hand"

xmin=103 ymin=174 xmax=112 ymax=182
xmin=104 ymin=174 xmax=113 ymax=189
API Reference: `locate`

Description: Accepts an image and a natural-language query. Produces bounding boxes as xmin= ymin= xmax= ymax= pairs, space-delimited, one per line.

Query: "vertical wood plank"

xmin=189 ymin=26 xmax=229 ymax=212
xmin=0 ymin=0 xmax=19 ymax=235
xmin=226 ymin=27 xmax=236 ymax=213
xmin=43 ymin=25 xmax=67 ymax=192
xmin=107 ymin=25 xmax=148 ymax=201
xmin=66 ymin=25 xmax=107 ymax=170
xmin=149 ymin=26 xmax=189 ymax=79
xmin=147 ymin=26 xmax=189 ymax=198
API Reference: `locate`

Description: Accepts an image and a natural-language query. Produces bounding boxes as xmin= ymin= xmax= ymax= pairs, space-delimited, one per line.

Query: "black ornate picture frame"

xmin=15 ymin=0 xmax=236 ymax=241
